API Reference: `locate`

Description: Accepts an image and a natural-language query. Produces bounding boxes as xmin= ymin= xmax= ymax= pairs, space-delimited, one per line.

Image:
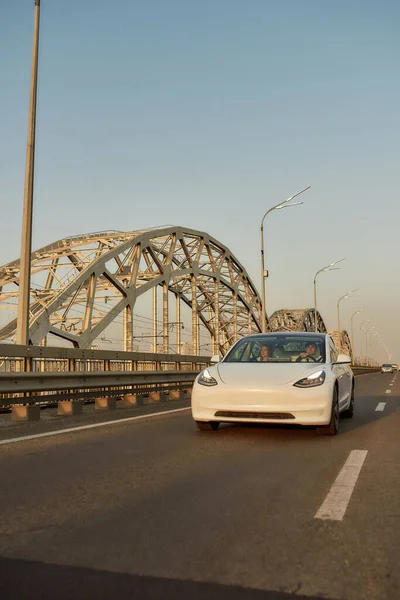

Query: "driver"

xmin=296 ymin=342 xmax=323 ymax=363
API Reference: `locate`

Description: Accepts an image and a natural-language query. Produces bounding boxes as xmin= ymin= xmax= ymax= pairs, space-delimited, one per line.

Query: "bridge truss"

xmin=0 ymin=227 xmax=263 ymax=354
xmin=0 ymin=226 xmax=353 ymax=358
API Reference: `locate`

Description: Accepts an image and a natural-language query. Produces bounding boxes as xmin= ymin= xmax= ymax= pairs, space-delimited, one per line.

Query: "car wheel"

xmin=342 ymin=384 xmax=355 ymax=418
xmin=316 ymin=388 xmax=339 ymax=436
xmin=195 ymin=421 xmax=220 ymax=431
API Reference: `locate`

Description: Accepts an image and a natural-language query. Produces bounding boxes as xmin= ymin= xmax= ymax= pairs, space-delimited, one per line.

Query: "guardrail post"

xmin=148 ymin=390 xmax=166 ymax=403
xmin=58 ymin=400 xmax=83 ymax=416
xmin=12 ymin=405 xmax=40 ymax=422
xmin=95 ymin=396 xmax=117 ymax=411
xmin=122 ymin=393 xmax=143 ymax=407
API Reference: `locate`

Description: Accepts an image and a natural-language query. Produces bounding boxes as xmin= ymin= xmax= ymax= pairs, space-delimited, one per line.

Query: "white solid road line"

xmin=0 ymin=407 xmax=191 ymax=446
xmin=315 ymin=450 xmax=368 ymax=521
xmin=385 ymin=389 xmax=392 ymax=394
xmin=375 ymin=402 xmax=386 ymax=412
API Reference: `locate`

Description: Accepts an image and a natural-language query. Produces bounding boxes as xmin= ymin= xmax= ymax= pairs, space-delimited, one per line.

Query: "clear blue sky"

xmin=1 ymin=1 xmax=399 ymax=358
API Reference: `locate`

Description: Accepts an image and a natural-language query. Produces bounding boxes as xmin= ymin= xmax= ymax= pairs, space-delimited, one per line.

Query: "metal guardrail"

xmin=352 ymin=366 xmax=381 ymax=376
xmin=0 ymin=344 xmax=210 ymax=409
xmin=0 ymin=370 xmax=199 ymax=406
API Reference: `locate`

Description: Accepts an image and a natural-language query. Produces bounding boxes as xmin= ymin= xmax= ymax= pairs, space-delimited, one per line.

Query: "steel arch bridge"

xmin=269 ymin=308 xmax=327 ymax=333
xmin=0 ymin=226 xmax=352 ymax=357
xmin=0 ymin=227 xmax=264 ymax=354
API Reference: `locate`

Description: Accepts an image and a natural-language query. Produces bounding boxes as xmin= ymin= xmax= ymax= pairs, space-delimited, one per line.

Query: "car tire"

xmin=195 ymin=421 xmax=220 ymax=431
xmin=316 ymin=388 xmax=339 ymax=436
xmin=342 ymin=384 xmax=355 ymax=418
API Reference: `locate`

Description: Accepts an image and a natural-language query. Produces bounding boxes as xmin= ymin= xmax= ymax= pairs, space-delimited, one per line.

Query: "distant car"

xmin=392 ymin=364 xmax=398 ymax=371
xmin=381 ymin=364 xmax=394 ymax=373
xmin=192 ymin=332 xmax=354 ymax=436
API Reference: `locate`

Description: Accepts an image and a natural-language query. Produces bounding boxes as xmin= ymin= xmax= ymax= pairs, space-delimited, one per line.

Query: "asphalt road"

xmin=0 ymin=373 xmax=399 ymax=600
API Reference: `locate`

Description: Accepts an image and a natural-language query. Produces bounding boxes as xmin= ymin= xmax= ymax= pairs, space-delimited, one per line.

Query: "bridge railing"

xmin=0 ymin=344 xmax=211 ymax=409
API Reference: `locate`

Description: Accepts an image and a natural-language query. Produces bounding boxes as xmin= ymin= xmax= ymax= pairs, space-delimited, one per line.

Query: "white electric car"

xmin=192 ymin=332 xmax=354 ymax=436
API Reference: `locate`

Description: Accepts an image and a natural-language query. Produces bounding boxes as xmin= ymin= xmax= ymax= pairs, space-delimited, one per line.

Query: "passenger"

xmin=296 ymin=342 xmax=323 ymax=363
xmin=258 ymin=344 xmax=273 ymax=362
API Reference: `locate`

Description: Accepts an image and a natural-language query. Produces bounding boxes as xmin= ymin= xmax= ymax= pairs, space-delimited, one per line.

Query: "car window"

xmin=224 ymin=335 xmax=326 ymax=363
xmin=329 ymin=339 xmax=338 ymax=362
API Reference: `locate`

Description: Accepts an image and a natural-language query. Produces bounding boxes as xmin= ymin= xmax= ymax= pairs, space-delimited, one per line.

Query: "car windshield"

xmin=224 ymin=335 xmax=326 ymax=363
xmin=383 ymin=364 xmax=392 ymax=368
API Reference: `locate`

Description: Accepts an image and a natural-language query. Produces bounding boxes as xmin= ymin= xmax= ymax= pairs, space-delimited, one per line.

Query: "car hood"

xmin=216 ymin=362 xmax=326 ymax=386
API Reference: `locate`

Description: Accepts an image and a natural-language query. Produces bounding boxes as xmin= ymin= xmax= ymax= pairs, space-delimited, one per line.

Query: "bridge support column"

xmin=95 ymin=397 xmax=117 ymax=411
xmin=123 ymin=303 xmax=133 ymax=352
xmin=12 ymin=405 xmax=40 ymax=422
xmin=176 ymin=293 xmax=181 ymax=354
xmin=191 ymin=276 xmax=199 ymax=355
xmin=163 ymin=282 xmax=169 ymax=353
xmin=153 ymin=285 xmax=158 ymax=353
xmin=233 ymin=292 xmax=238 ymax=342
xmin=58 ymin=401 xmax=83 ymax=416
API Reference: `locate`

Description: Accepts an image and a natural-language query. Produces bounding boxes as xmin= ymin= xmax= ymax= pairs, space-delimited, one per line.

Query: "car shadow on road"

xmin=0 ymin=556 xmax=335 ymax=600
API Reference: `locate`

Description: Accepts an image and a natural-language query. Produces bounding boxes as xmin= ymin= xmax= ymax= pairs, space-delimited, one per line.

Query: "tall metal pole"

xmin=163 ymin=282 xmax=169 ymax=353
xmin=176 ymin=293 xmax=181 ymax=354
xmin=337 ymin=289 xmax=358 ymax=353
xmin=16 ymin=0 xmax=41 ymax=345
xmin=153 ymin=285 xmax=158 ymax=353
xmin=259 ymin=186 xmax=310 ymax=333
xmin=260 ymin=222 xmax=267 ymax=333
xmin=350 ymin=309 xmax=362 ymax=365
xmin=313 ymin=274 xmax=318 ymax=332
xmin=313 ymin=259 xmax=346 ymax=332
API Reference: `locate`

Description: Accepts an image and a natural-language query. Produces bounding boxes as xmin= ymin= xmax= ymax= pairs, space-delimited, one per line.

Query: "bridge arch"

xmin=268 ymin=308 xmax=327 ymax=333
xmin=0 ymin=227 xmax=263 ymax=353
xmin=329 ymin=330 xmax=353 ymax=362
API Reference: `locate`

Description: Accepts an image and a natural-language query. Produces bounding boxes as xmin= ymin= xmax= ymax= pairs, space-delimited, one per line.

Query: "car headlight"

xmin=198 ymin=368 xmax=218 ymax=387
xmin=294 ymin=370 xmax=326 ymax=388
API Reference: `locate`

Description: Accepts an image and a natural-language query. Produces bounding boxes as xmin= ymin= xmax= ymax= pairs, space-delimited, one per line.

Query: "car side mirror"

xmin=336 ymin=354 xmax=351 ymax=364
xmin=210 ymin=354 xmax=221 ymax=364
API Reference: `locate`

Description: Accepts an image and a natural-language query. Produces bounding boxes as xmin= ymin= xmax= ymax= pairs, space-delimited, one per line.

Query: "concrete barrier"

xmin=57 ymin=401 xmax=83 ymax=416
xmin=95 ymin=397 xmax=117 ymax=411
xmin=122 ymin=394 xmax=142 ymax=407
xmin=148 ymin=391 xmax=166 ymax=403
xmin=169 ymin=390 xmax=183 ymax=401
xmin=11 ymin=405 xmax=41 ymax=422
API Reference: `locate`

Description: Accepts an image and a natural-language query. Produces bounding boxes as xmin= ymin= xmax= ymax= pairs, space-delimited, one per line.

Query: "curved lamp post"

xmin=260 ymin=186 xmax=311 ymax=332
xmin=337 ymin=288 xmax=359 ymax=352
xmin=313 ymin=258 xmax=346 ymax=331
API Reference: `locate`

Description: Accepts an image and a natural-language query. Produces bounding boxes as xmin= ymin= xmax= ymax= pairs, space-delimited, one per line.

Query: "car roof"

xmin=240 ymin=332 xmax=327 ymax=340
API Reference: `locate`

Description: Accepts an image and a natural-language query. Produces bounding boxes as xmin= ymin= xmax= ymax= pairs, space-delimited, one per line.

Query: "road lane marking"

xmin=315 ymin=450 xmax=368 ymax=521
xmin=0 ymin=407 xmax=191 ymax=446
xmin=385 ymin=389 xmax=392 ymax=394
xmin=375 ymin=402 xmax=386 ymax=412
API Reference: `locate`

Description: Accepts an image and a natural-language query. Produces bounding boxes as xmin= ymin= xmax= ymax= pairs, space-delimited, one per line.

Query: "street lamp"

xmin=16 ymin=0 xmax=41 ymax=345
xmin=350 ymin=308 xmax=363 ymax=364
xmin=365 ymin=326 xmax=375 ymax=366
xmin=260 ymin=186 xmax=311 ymax=332
xmin=337 ymin=288 xmax=359 ymax=352
xmin=359 ymin=319 xmax=370 ymax=366
xmin=313 ymin=258 xmax=346 ymax=331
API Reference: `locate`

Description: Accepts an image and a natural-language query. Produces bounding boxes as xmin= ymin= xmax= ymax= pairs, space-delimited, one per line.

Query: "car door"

xmin=329 ymin=338 xmax=350 ymax=409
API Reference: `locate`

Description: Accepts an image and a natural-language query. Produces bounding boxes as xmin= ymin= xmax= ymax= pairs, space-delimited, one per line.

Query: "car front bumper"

xmin=192 ymin=384 xmax=334 ymax=426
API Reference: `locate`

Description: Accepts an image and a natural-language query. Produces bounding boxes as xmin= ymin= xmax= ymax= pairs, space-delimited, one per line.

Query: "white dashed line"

xmin=315 ymin=450 xmax=368 ymax=521
xmin=0 ymin=407 xmax=191 ymax=446
xmin=375 ymin=402 xmax=386 ymax=412
xmin=385 ymin=389 xmax=392 ymax=394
